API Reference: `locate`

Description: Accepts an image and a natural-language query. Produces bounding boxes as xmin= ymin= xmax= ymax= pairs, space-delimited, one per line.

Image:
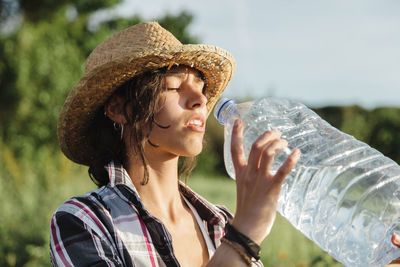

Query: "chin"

xmin=180 ymin=145 xmax=203 ymax=157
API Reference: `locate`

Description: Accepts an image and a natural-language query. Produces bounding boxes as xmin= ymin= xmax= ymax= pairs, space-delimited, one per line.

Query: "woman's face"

xmin=145 ymin=66 xmax=208 ymax=159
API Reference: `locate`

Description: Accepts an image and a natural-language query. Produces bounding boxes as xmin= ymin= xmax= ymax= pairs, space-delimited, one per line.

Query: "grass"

xmin=0 ymin=147 xmax=95 ymax=267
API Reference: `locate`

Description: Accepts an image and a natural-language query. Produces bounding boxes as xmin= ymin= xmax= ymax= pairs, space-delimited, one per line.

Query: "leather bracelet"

xmin=224 ymin=223 xmax=261 ymax=261
xmin=221 ymin=238 xmax=252 ymax=266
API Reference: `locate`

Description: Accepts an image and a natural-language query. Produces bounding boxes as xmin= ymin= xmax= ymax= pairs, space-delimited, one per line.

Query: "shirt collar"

xmin=105 ymin=160 xmax=136 ymax=190
xmin=104 ymin=161 xmax=227 ymax=227
xmin=179 ymin=182 xmax=228 ymax=227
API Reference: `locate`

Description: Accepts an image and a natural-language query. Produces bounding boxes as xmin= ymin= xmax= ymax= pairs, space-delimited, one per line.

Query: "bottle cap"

xmin=214 ymin=97 xmax=236 ymax=125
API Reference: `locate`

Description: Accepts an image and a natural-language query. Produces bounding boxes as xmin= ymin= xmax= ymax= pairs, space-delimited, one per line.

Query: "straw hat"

xmin=58 ymin=21 xmax=236 ymax=166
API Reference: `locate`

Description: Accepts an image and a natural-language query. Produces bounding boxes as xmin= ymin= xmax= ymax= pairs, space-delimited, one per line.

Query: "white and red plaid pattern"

xmin=50 ymin=162 xmax=263 ymax=266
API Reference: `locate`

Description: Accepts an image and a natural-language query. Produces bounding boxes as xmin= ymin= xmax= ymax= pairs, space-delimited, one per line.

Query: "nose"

xmin=184 ymin=76 xmax=208 ymax=110
xmin=186 ymin=86 xmax=208 ymax=110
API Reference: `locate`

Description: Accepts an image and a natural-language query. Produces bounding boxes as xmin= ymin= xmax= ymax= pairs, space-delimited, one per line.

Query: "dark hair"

xmin=88 ymin=68 xmax=197 ymax=187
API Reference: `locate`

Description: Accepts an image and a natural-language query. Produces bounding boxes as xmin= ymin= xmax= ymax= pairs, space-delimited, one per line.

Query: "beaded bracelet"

xmin=221 ymin=237 xmax=252 ymax=266
xmin=224 ymin=223 xmax=261 ymax=261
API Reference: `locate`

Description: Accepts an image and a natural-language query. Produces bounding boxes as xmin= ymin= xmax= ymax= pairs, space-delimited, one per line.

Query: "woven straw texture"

xmin=58 ymin=22 xmax=236 ymax=165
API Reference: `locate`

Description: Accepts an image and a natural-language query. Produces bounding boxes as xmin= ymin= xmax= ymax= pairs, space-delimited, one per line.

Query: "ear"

xmin=105 ymin=94 xmax=128 ymax=124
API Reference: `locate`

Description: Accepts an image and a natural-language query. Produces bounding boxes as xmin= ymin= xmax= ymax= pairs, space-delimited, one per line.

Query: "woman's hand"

xmin=386 ymin=234 xmax=400 ymax=266
xmin=230 ymin=119 xmax=300 ymax=244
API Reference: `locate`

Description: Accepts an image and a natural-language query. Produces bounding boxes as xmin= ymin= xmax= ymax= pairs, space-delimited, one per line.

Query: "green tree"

xmin=0 ymin=0 xmax=121 ymax=23
xmin=369 ymin=108 xmax=400 ymax=163
xmin=315 ymin=105 xmax=400 ymax=165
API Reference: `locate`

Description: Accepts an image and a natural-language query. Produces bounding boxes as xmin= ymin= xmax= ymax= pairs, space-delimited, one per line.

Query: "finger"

xmin=247 ymin=130 xmax=281 ymax=171
xmin=231 ymin=119 xmax=247 ymax=173
xmin=392 ymin=233 xmax=400 ymax=248
xmin=274 ymin=148 xmax=301 ymax=184
xmin=259 ymin=139 xmax=288 ymax=174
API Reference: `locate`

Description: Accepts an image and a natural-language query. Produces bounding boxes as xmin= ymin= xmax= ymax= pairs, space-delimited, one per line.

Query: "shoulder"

xmin=49 ymin=187 xmax=129 ymax=266
xmin=50 ymin=186 xmax=113 ymax=237
xmin=52 ymin=187 xmax=107 ymax=216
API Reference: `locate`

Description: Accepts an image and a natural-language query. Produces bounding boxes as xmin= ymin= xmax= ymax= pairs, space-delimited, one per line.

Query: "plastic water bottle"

xmin=214 ymin=97 xmax=400 ymax=267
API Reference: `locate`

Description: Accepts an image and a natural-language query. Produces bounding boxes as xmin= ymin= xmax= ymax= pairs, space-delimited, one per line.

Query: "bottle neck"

xmin=214 ymin=98 xmax=237 ymax=125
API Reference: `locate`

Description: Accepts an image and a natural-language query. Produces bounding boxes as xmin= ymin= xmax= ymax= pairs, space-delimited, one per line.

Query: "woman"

xmin=50 ymin=22 xmax=400 ymax=266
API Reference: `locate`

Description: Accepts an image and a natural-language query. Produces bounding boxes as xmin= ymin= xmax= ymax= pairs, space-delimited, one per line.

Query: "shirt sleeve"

xmin=50 ymin=211 xmax=124 ymax=267
xmin=215 ymin=204 xmax=234 ymax=222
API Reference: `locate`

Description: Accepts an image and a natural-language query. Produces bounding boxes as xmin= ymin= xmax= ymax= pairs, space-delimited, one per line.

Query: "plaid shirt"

xmin=50 ymin=162 xmax=259 ymax=267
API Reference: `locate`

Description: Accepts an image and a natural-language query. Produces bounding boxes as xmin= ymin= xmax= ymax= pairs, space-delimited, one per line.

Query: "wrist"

xmin=230 ymin=219 xmax=263 ymax=245
xmin=224 ymin=222 xmax=261 ymax=261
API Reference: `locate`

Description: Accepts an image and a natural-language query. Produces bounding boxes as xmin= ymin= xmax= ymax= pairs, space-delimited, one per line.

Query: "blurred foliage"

xmin=0 ymin=0 xmax=122 ymax=23
xmin=314 ymin=106 xmax=400 ymax=164
xmin=368 ymin=108 xmax=400 ymax=163
xmin=0 ymin=140 xmax=94 ymax=267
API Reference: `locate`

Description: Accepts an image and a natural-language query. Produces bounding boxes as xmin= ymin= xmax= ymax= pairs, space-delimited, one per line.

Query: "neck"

xmin=124 ymin=151 xmax=186 ymax=222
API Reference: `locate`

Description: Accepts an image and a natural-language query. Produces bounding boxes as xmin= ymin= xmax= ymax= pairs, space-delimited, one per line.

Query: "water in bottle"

xmin=214 ymin=97 xmax=400 ymax=267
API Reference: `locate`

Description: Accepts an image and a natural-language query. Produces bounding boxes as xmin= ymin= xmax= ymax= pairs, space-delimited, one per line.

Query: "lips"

xmin=184 ymin=115 xmax=206 ymax=132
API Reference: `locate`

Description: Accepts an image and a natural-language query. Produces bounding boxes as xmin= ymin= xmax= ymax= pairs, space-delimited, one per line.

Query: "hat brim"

xmin=58 ymin=44 xmax=236 ymax=165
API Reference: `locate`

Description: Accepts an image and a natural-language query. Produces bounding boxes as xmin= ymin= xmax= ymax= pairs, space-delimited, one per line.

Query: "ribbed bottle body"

xmin=215 ymin=97 xmax=400 ymax=266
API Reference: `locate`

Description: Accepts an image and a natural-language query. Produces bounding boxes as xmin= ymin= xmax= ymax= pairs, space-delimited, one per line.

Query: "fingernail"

xmin=394 ymin=233 xmax=400 ymax=244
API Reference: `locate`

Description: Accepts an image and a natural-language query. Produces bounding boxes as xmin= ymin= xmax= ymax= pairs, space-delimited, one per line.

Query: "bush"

xmin=0 ymin=143 xmax=94 ymax=267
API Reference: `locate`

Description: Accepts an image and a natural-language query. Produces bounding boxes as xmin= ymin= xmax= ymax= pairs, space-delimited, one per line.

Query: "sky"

xmin=101 ymin=0 xmax=400 ymax=108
